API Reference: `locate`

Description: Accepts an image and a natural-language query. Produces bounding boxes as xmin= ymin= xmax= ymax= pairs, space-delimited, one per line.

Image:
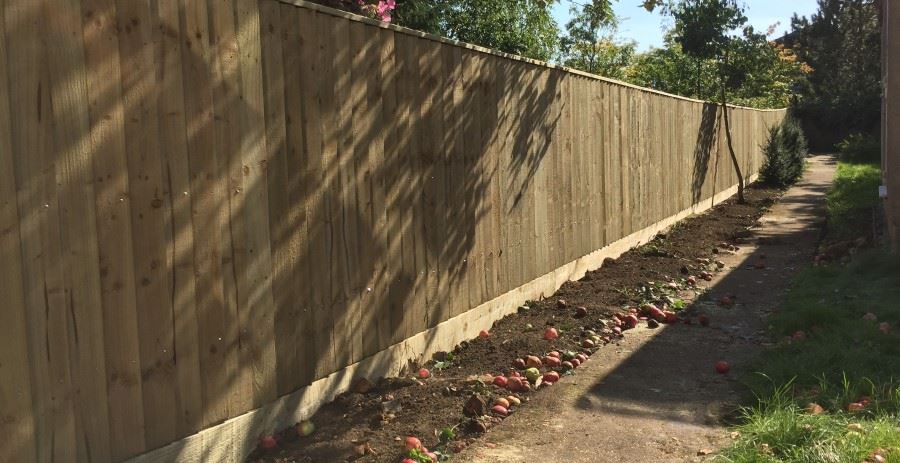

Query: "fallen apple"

xmin=524 ymin=367 xmax=541 ymax=383
xmin=623 ymin=314 xmax=639 ymax=329
xmin=543 ymin=356 xmax=561 ymax=367
xmin=561 ymin=360 xmax=574 ymax=371
xmin=418 ymin=368 xmax=431 ymax=379
xmin=575 ymin=353 xmax=588 ymax=363
xmin=715 ymin=361 xmax=730 ymax=374
xmin=494 ymin=397 xmax=510 ymax=409
xmin=405 ymin=436 xmax=422 ymax=451
xmin=493 ymin=376 xmax=508 ymax=388
xmin=792 ymin=330 xmax=806 ymax=342
xmin=526 ymin=355 xmax=543 ymax=369
xmin=574 ymin=306 xmax=589 ymax=318
xmin=878 ymin=322 xmax=891 ymax=334
xmin=557 ymin=299 xmax=568 ymax=308
xmin=547 ymin=351 xmax=560 ymax=358
xmin=663 ymin=311 xmax=679 ymax=324
xmin=847 ymin=402 xmax=866 ymax=412
xmin=805 ymin=403 xmax=825 ymax=415
xmin=512 ymin=358 xmax=527 ymax=370
xmin=491 ymin=404 xmax=508 ymax=416
xmin=862 ymin=312 xmax=878 ymax=322
xmin=259 ymin=435 xmax=277 ymax=450
xmin=543 ymin=371 xmax=560 ymax=383
xmin=570 ymin=358 xmax=581 ymax=368
xmin=479 ymin=329 xmax=491 ymax=338
xmin=506 ymin=395 xmax=521 ymax=406
xmin=582 ymin=339 xmax=595 ymax=348
xmin=296 ymin=420 xmax=315 ymax=437
xmin=543 ymin=327 xmax=559 ymax=340
xmin=506 ymin=376 xmax=524 ymax=392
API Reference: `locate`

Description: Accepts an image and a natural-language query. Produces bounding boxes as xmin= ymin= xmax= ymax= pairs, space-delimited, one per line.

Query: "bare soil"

xmin=247 ymin=158 xmax=834 ymax=463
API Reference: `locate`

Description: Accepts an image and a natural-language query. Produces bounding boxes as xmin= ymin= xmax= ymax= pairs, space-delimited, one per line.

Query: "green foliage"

xmin=787 ymin=0 xmax=882 ymax=150
xmin=827 ymin=160 xmax=882 ymax=240
xmin=837 ymin=133 xmax=881 ymax=164
xmin=760 ymin=117 xmax=808 ymax=187
xmin=672 ymin=0 xmax=746 ymax=61
xmin=628 ymin=3 xmax=807 ymax=109
xmin=559 ymin=3 xmax=636 ymax=78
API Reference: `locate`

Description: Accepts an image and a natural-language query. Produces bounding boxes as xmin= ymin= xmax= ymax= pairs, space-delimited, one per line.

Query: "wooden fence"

xmin=0 ymin=0 xmax=785 ymax=461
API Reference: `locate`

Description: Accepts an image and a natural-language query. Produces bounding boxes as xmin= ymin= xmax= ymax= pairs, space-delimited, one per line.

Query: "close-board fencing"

xmin=0 ymin=0 xmax=785 ymax=461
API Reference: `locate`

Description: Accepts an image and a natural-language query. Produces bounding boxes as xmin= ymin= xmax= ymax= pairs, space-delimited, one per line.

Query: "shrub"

xmin=837 ymin=133 xmax=881 ymax=163
xmin=760 ymin=116 xmax=809 ymax=187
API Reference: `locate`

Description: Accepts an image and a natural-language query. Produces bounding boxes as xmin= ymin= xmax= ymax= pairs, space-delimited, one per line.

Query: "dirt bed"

xmin=247 ymin=185 xmax=781 ymax=463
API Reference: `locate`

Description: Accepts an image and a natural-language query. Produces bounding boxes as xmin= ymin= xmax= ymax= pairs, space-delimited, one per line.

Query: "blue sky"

xmin=552 ymin=0 xmax=821 ymax=51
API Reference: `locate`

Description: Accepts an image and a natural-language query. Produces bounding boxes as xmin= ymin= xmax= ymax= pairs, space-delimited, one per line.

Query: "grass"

xmin=825 ymin=161 xmax=882 ymax=241
xmin=716 ymin=160 xmax=899 ymax=463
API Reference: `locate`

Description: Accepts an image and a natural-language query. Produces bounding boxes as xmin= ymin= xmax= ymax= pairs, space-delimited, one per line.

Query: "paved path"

xmin=456 ymin=155 xmax=837 ymax=462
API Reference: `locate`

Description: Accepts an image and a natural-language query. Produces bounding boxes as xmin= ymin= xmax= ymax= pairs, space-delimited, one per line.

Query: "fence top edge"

xmin=275 ymin=0 xmax=787 ymax=113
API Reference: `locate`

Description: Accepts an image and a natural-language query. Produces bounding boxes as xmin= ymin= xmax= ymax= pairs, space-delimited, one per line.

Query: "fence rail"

xmin=0 ymin=1 xmax=784 ymax=461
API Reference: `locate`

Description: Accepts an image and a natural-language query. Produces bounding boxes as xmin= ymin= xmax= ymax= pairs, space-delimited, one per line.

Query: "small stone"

xmin=697 ymin=448 xmax=713 ymax=456
xmin=557 ymin=299 xmax=568 ymax=308
xmin=574 ymin=306 xmax=588 ymax=318
xmin=647 ymin=319 xmax=660 ymax=329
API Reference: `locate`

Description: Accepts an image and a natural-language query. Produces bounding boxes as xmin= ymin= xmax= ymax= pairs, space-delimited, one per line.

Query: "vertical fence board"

xmin=156 ymin=0 xmax=205 ymax=437
xmin=78 ymin=0 xmax=146 ymax=458
xmin=0 ymin=5 xmax=36 ymax=461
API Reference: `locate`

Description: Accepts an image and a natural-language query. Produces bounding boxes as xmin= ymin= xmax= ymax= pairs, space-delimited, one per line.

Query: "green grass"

xmin=826 ymin=161 xmax=882 ymax=241
xmin=717 ymin=251 xmax=900 ymax=462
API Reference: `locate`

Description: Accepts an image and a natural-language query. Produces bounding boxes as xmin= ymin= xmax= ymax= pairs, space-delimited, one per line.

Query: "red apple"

xmin=259 ymin=435 xmax=277 ymax=450
xmin=543 ymin=327 xmax=559 ymax=340
xmin=405 ymin=436 xmax=422 ymax=450
xmin=714 ymin=361 xmax=730 ymax=374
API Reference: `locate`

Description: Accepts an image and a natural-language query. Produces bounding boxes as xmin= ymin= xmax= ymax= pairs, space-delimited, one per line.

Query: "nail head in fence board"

xmin=157 ymin=0 xmax=205 ymax=440
xmin=0 ymin=4 xmax=37 ymax=460
xmin=78 ymin=0 xmax=147 ymax=457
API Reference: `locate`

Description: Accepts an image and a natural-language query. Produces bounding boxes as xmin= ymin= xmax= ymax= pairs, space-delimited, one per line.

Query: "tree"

xmin=627 ymin=34 xmax=719 ymax=99
xmin=786 ymin=0 xmax=881 ymax=150
xmin=559 ymin=3 xmax=636 ymax=78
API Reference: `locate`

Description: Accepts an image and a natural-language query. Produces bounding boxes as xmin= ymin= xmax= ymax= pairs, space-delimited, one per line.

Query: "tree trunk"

xmin=720 ymin=51 xmax=744 ymax=203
